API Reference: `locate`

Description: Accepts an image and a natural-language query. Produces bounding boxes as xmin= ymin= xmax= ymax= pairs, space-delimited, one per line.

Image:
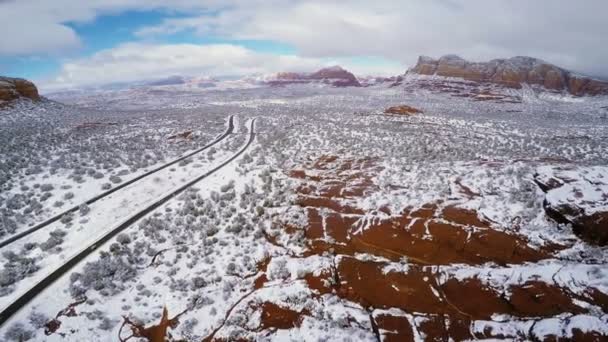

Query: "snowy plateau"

xmin=1 ymin=64 xmax=608 ymax=342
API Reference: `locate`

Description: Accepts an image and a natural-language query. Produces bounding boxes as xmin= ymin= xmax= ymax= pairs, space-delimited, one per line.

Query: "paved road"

xmin=0 ymin=118 xmax=255 ymax=327
xmin=0 ymin=115 xmax=234 ymax=250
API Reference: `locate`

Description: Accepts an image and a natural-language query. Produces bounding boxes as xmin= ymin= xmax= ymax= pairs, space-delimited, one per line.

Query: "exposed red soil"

xmin=333 ymin=256 xmax=593 ymax=340
xmin=288 ymin=156 xmax=552 ymax=265
xmin=384 ymin=105 xmax=423 ymax=115
xmin=300 ymin=204 xmax=547 ymax=265
xmin=507 ymin=281 xmax=586 ymax=316
xmin=253 ymin=256 xmax=272 ymax=289
xmin=168 ymin=130 xmax=193 ymax=141
xmin=221 ymin=155 xmax=606 ymax=340
xmin=404 ymin=78 xmax=523 ymax=103
xmin=373 ymin=313 xmax=414 ymax=342
xmin=261 ymin=155 xmax=608 ymax=340
xmin=44 ymin=297 xmax=88 ymax=336
xmin=119 ymin=306 xmax=188 ymax=342
xmin=259 ymin=302 xmax=309 ymax=330
xmin=74 ymin=122 xmax=119 ymax=130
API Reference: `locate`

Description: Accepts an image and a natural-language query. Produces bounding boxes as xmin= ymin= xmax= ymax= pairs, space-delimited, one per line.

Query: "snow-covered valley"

xmin=1 ymin=77 xmax=608 ymax=341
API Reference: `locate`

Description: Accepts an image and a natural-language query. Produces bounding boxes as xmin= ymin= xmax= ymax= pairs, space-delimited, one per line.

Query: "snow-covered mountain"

xmin=409 ymin=55 xmax=608 ymax=96
xmin=264 ymin=66 xmax=362 ymax=87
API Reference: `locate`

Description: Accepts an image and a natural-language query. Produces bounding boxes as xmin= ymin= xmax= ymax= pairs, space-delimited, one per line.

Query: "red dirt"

xmin=44 ymin=297 xmax=87 ymax=335
xmin=259 ymin=302 xmax=308 ymax=330
xmin=119 ymin=306 xmax=188 ymax=342
xmin=331 ymin=256 xmax=591 ymax=340
xmin=74 ymin=122 xmax=119 ymax=130
xmin=288 ymin=155 xmax=550 ymax=265
xmin=296 ymin=196 xmax=364 ymax=215
xmin=235 ymin=154 xmax=607 ymax=340
xmin=508 ymin=281 xmax=586 ymax=316
xmin=167 ymin=130 xmax=193 ymax=140
xmin=373 ymin=314 xmax=414 ymax=342
xmin=253 ymin=256 xmax=272 ymax=289
xmin=384 ymin=105 xmax=423 ymax=115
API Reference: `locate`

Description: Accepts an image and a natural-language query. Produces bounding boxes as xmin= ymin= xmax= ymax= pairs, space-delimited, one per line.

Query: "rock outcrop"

xmin=384 ymin=105 xmax=423 ymax=115
xmin=534 ymin=166 xmax=608 ymax=246
xmin=269 ymin=66 xmax=361 ymax=87
xmin=0 ymin=76 xmax=40 ymax=102
xmin=308 ymin=66 xmax=361 ymax=87
xmin=410 ymin=55 xmax=608 ymax=96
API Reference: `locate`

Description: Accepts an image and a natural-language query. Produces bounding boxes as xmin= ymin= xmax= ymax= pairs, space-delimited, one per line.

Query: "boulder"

xmin=384 ymin=105 xmax=423 ymax=115
xmin=534 ymin=166 xmax=608 ymax=246
xmin=0 ymin=77 xmax=40 ymax=102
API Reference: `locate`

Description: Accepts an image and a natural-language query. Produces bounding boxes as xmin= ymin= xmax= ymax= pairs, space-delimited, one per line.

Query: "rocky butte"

xmin=0 ymin=76 xmax=40 ymax=102
xmin=268 ymin=66 xmax=362 ymax=87
xmin=409 ymin=55 xmax=608 ymax=96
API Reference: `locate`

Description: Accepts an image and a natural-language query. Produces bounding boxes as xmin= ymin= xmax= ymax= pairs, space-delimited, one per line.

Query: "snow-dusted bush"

xmin=40 ymin=184 xmax=54 ymax=192
xmin=4 ymin=322 xmax=34 ymax=341
xmin=28 ymin=311 xmax=50 ymax=329
xmin=116 ymin=233 xmax=131 ymax=245
xmin=109 ymin=175 xmax=122 ymax=184
xmin=70 ymin=251 xmax=137 ymax=298
xmin=79 ymin=203 xmax=91 ymax=216
xmin=0 ymin=252 xmax=39 ymax=296
xmin=60 ymin=212 xmax=74 ymax=225
xmin=0 ymin=217 xmax=17 ymax=237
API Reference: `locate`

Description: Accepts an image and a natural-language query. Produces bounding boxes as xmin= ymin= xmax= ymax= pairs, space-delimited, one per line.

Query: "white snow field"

xmin=1 ymin=78 xmax=607 ymax=341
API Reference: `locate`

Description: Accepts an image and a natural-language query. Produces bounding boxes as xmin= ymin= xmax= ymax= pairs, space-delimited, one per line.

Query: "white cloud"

xmin=135 ymin=0 xmax=608 ymax=77
xmin=43 ymin=43 xmax=308 ymax=89
xmin=0 ymin=0 xmax=227 ymax=55
xmin=43 ymin=42 xmax=405 ymax=90
xmin=4 ymin=0 xmax=608 ymax=81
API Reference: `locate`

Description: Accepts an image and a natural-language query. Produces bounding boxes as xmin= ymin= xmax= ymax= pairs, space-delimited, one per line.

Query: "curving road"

xmin=0 ymin=115 xmax=235 ymax=250
xmin=0 ymin=118 xmax=255 ymax=327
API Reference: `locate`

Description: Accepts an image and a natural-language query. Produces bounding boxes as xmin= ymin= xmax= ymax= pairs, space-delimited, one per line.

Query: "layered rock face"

xmin=270 ymin=66 xmax=361 ymax=87
xmin=0 ymin=77 xmax=40 ymax=102
xmin=410 ymin=55 xmax=608 ymax=96
xmin=534 ymin=166 xmax=608 ymax=246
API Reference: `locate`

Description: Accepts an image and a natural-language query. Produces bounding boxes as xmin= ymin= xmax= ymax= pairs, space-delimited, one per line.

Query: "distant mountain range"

xmin=5 ymin=54 xmax=608 ymax=103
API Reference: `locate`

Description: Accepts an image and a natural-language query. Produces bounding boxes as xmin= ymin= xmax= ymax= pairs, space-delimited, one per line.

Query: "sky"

xmin=1 ymin=0 xmax=608 ymax=92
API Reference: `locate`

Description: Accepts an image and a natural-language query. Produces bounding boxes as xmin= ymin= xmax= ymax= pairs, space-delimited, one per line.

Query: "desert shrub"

xmin=4 ymin=322 xmax=34 ymax=341
xmin=28 ymin=311 xmax=50 ymax=329
xmin=109 ymin=175 xmax=122 ymax=184
xmin=116 ymin=233 xmax=131 ymax=245
xmin=0 ymin=252 xmax=39 ymax=296
xmin=60 ymin=213 xmax=73 ymax=224
xmin=69 ymin=252 xmax=137 ymax=297
xmin=79 ymin=204 xmax=91 ymax=216
xmin=0 ymin=217 xmax=17 ymax=237
xmin=40 ymin=184 xmax=54 ymax=192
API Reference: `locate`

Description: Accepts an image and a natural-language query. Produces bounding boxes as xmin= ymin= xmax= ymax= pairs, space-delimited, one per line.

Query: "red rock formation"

xmin=410 ymin=55 xmax=608 ymax=96
xmin=308 ymin=66 xmax=362 ymax=87
xmin=384 ymin=105 xmax=423 ymax=115
xmin=0 ymin=76 xmax=40 ymax=102
xmin=268 ymin=66 xmax=361 ymax=87
xmin=534 ymin=167 xmax=608 ymax=246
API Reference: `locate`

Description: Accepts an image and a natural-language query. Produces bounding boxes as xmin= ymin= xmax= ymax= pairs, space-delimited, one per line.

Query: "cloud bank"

xmin=3 ymin=0 xmax=608 ymax=86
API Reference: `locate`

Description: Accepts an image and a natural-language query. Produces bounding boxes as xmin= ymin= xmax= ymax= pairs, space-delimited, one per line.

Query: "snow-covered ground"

xmin=1 ymin=80 xmax=607 ymax=341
